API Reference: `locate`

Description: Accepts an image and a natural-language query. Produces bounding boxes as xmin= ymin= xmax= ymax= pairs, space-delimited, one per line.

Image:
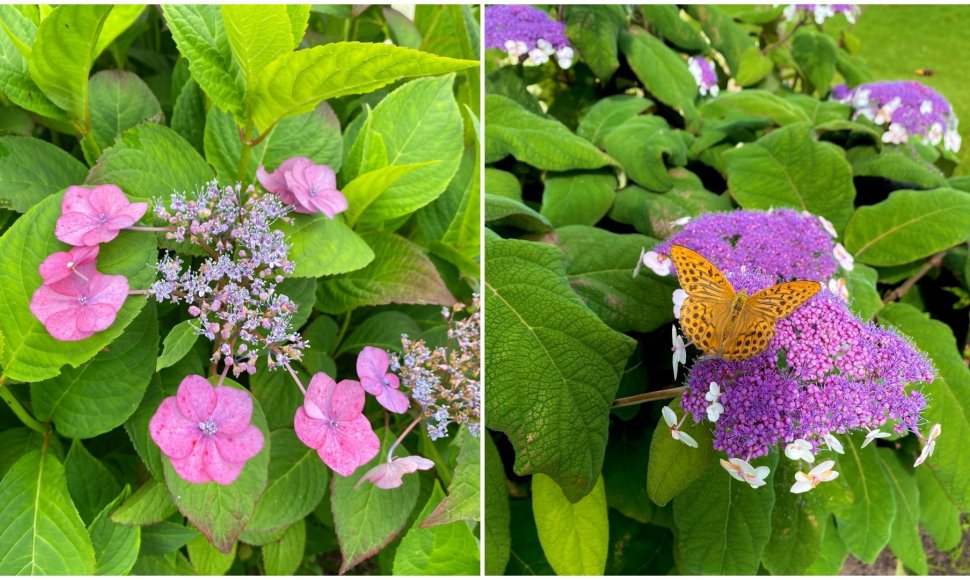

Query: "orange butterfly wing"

xmin=670 ymin=245 xmax=735 ymax=355
xmin=720 ymin=281 xmax=822 ymax=360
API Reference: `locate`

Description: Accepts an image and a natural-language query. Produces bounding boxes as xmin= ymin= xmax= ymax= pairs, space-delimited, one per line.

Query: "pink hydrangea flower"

xmin=357 ymin=346 xmax=409 ymax=414
xmin=55 ymin=185 xmax=148 ymax=246
xmin=356 ymin=455 xmax=434 ymax=490
xmin=38 ymin=245 xmax=99 ymax=285
xmin=29 ymin=271 xmax=128 ymax=341
xmin=256 ymin=157 xmax=348 ymax=218
xmin=149 ymin=375 xmax=265 ymax=485
xmin=294 ymin=373 xmax=380 ymax=476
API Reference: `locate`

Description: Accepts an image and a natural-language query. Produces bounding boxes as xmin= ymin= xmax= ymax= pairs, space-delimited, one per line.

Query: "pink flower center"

xmin=308 ymin=185 xmax=318 ymax=198
xmin=77 ymin=295 xmax=88 ymax=306
xmin=380 ymin=376 xmax=391 ymax=388
xmin=198 ymin=419 xmax=218 ymax=435
xmin=329 ymin=419 xmax=339 ymax=428
xmin=97 ymin=213 xmax=110 ymax=225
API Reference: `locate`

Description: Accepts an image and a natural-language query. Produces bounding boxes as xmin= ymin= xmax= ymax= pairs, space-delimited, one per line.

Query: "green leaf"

xmin=140 ymin=521 xmax=199 ymax=555
xmin=393 ymin=480 xmax=480 ymax=575
xmin=415 ymin=5 xmax=479 ymax=109
xmin=88 ymin=70 xmax=163 ymax=153
xmin=246 ymin=429 xmax=329 ymax=533
xmin=249 ymin=365 xmax=308 ymax=432
xmin=0 ymin=428 xmax=63 ymax=479
xmin=875 ymin=448 xmax=927 ymax=575
xmin=685 ymin=5 xmax=754 ymax=74
xmin=0 ymin=136 xmax=88 ymax=213
xmin=110 ymin=478 xmax=178 ymax=526
xmin=156 ymin=320 xmax=200 ymax=371
xmin=761 ymin=460 xmax=822 ymax=575
xmin=791 ymin=30 xmax=838 ymax=94
xmin=725 ymin=123 xmax=855 ymax=232
xmin=603 ymin=117 xmax=687 ymax=192
xmin=64 ymin=440 xmax=121 ymax=525
xmin=485 ymin=93 xmax=614 ymax=170
xmin=484 ymin=238 xmax=636 ymax=501
xmin=533 ymin=474 xmax=608 ymax=575
xmin=540 ymin=171 xmax=616 ymax=227
xmin=846 ymin=145 xmax=948 ymax=189
xmin=646 ymin=399 xmax=715 ymax=506
xmin=88 ymin=487 xmax=139 ymax=576
xmin=279 ymin=213 xmax=374 ymax=279
xmin=619 ymin=28 xmax=697 ymax=123
xmin=343 ymin=161 xmax=436 ymax=227
xmin=484 ymin=432 xmax=511 ymax=575
xmin=836 ymin=49 xmax=873 ymax=87
xmin=29 ymin=5 xmax=111 ymax=122
xmin=331 ymin=427 xmax=421 ymax=574
xmin=576 ymin=95 xmax=653 ymax=148
xmin=878 ymin=303 xmax=970 ymax=511
xmin=162 ymin=5 xmax=245 ymax=122
xmin=0 ymin=193 xmax=156 ymax=382
xmin=315 ymin=230 xmax=455 ymax=314
xmin=171 ymin=78 xmax=206 ymax=154
xmin=602 ymin=422 xmax=655 ymax=519
xmin=845 ymin=263 xmax=881 ymax=320
xmin=735 ymin=45 xmax=773 ymax=87
xmin=702 ymin=90 xmax=811 ymax=127
xmin=484 ymin=194 xmax=552 ymax=233
xmin=87 ymin=123 xmax=214 ymax=202
xmin=123 ymin=376 xmax=165 ymax=481
xmin=222 ymin=5 xmax=295 ymax=96
xmin=32 ymin=302 xmax=158 ymax=439
xmin=0 ymin=21 xmax=65 ymax=120
xmin=563 ymin=5 xmax=626 ymax=81
xmin=833 ymin=440 xmax=895 ymax=563
xmin=505 ymin=498 xmax=555 ymax=574
xmin=672 ymin=455 xmax=776 ymax=574
xmin=640 ymin=5 xmax=708 ymax=52
xmin=552 ymin=225 xmax=679 ymax=333
xmin=0 ymin=450 xmax=96 ymax=574
xmin=844 ymin=188 xmax=970 ymax=266
xmin=423 ymin=425 xmax=480 ymax=526
xmin=164 ymin=378 xmax=270 ymax=553
xmin=93 ymin=6 xmax=145 ymax=58
xmin=250 ymin=41 xmax=476 ymax=130
xmin=804 ymin=515 xmax=850 ymax=574
xmin=187 ymin=535 xmax=236 ymax=575
xmin=915 ymin=467 xmax=962 ymax=551
xmin=262 ymin=518 xmax=305 ymax=575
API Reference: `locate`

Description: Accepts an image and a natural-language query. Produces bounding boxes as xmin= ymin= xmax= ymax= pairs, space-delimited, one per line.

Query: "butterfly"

xmin=669 ymin=245 xmax=821 ymax=360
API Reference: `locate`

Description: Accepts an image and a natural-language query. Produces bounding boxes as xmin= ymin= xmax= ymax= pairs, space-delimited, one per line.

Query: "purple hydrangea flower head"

xmin=783 ymin=4 xmax=860 ymax=24
xmin=653 ymin=209 xmax=839 ymax=283
xmin=688 ymin=56 xmax=719 ymax=97
xmin=679 ymin=269 xmax=933 ymax=460
xmin=833 ymin=80 xmax=961 ymax=151
xmin=485 ymin=5 xmax=574 ymax=68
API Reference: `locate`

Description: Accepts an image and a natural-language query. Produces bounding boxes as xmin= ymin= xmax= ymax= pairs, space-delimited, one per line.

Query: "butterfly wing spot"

xmin=747 ymin=281 xmax=822 ymax=319
xmin=722 ymin=317 xmax=776 ymax=360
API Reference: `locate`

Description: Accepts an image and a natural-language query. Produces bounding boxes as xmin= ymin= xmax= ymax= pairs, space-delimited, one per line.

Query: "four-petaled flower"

xmin=862 ymin=428 xmax=891 ymax=448
xmin=294 ymin=372 xmax=380 ymax=476
xmin=720 ymin=457 xmax=771 ymax=489
xmin=790 ymin=460 xmax=840 ymax=494
xmin=640 ymin=250 xmax=672 ymax=276
xmin=149 ymin=375 xmax=265 ymax=485
xmin=662 ymin=406 xmax=697 ymax=448
xmin=257 ymin=157 xmax=348 ymax=218
xmin=30 ymin=270 xmax=128 ymax=341
xmin=672 ymin=326 xmax=687 ymax=380
xmin=705 ymin=381 xmax=723 ymax=422
xmin=833 ymin=243 xmax=854 ymax=271
xmin=914 ymin=423 xmax=942 ymax=467
xmin=55 ymin=185 xmax=147 ymax=246
xmin=784 ymin=438 xmax=816 ymax=463
xmin=356 ymin=455 xmax=435 ymax=490
xmin=357 ymin=346 xmax=409 ymax=414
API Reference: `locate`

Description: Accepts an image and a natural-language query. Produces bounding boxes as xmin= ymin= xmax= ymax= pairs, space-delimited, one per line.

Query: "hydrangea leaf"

xmin=331 ymin=427 xmax=421 ymax=574
xmin=315 ymin=231 xmax=455 ymax=314
xmin=484 ymin=194 xmax=552 ymax=233
xmin=31 ymin=302 xmax=159 ymax=439
xmin=761 ymin=459 xmax=822 ymax=575
xmin=88 ymin=70 xmax=163 ymax=153
xmin=342 ymin=161 xmax=437 ymax=227
xmin=878 ymin=302 xmax=970 ymax=511
xmin=186 ymin=535 xmax=236 ymax=575
xmin=735 ymin=45 xmax=774 ymax=87
xmin=339 ymin=311 xmax=420 ymax=359
xmin=245 ymin=429 xmax=329 ymax=533
xmin=701 ymin=90 xmax=811 ymax=127
xmin=221 ymin=5 xmax=297 ymax=95
xmin=485 ymin=94 xmax=615 ymax=170
xmin=63 ymin=440 xmax=121 ymax=526
xmin=646 ymin=399 xmax=715 ymax=506
xmin=791 ymin=30 xmax=838 ymax=94
xmin=618 ymin=28 xmax=698 ymax=124
xmin=672 ymin=454 xmax=777 ymax=574
xmin=485 ymin=238 xmax=636 ymax=501
xmin=532 ymin=474 xmax=608 ymax=575
xmin=915 ymin=467 xmax=962 ymax=551
xmin=392 ymin=480 xmax=480 ymax=575
xmin=684 ymin=5 xmax=753 ymax=74
xmin=278 ymin=213 xmax=373 ymax=279
xmin=0 ymin=192 xmax=155 ymax=382
xmin=110 ymin=478 xmax=178 ymax=526
xmin=604 ymin=117 xmax=687 ymax=192
xmin=422 ymin=425 xmax=480 ymax=527
xmin=639 ymin=5 xmax=708 ymax=52
xmin=832 ymin=439 xmax=895 ymax=563
xmin=551 ymin=225 xmax=680 ymax=333
xmin=262 ymin=518 xmax=305 ymax=575
xmin=575 ymin=95 xmax=654 ymax=148
xmin=803 ymin=515 xmax=850 ymax=574
xmin=540 ymin=171 xmax=616 ymax=228
xmin=845 ymin=263 xmax=881 ymax=320
xmin=846 ymin=146 xmax=948 ymax=189
xmin=0 ymin=428 xmax=65 ymax=480
xmin=250 ymin=42 xmax=476 ymax=130
xmin=724 ymin=123 xmax=856 ymax=232
xmin=844 ymin=188 xmax=970 ymax=266
xmin=0 ymin=12 xmax=66 ymax=120
xmin=140 ymin=521 xmax=200 ymax=555
xmin=87 ymin=486 xmax=139 ymax=576
xmin=171 ymin=78 xmax=206 ymax=154
xmin=0 ymin=449 xmax=97 ymax=574
xmin=123 ymin=376 xmax=165 ymax=481
xmin=156 ymin=320 xmax=200 ymax=372
xmin=162 ymin=5 xmax=246 ymax=123
xmin=875 ymin=448 xmax=927 ymax=575
xmin=563 ymin=5 xmax=625 ymax=81
xmin=163 ymin=378 xmax=270 ymax=553
xmin=0 ymin=136 xmax=88 ymax=213
xmin=484 ymin=432 xmax=511 ymax=575
xmin=249 ymin=365 xmax=309 ymax=432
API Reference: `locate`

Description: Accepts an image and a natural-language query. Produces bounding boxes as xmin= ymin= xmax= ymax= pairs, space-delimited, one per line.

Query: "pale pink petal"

xmin=305 ymin=372 xmax=338 ymax=418
xmin=61 ymin=185 xmax=92 ymax=214
xmin=294 ymin=406 xmax=328 ymax=449
xmin=55 ymin=211 xmax=98 ymax=246
xmin=149 ymin=397 xmax=202 ymax=459
xmin=357 ymin=346 xmax=390 ymax=394
xmin=86 ymin=185 xmax=130 ymax=215
xmin=81 ymin=224 xmax=116 ymax=246
xmin=29 ymin=284 xmax=79 ymax=322
xmin=357 ymin=455 xmax=434 ymax=489
xmin=169 ymin=439 xmax=211 ymax=483
xmin=318 ymin=415 xmax=379 ymax=477
xmin=203 ymin=443 xmax=246 ymax=485
xmin=39 ymin=246 xmax=99 ymax=285
xmin=75 ymin=303 xmax=118 ymax=333
xmin=44 ymin=309 xmax=90 ymax=341
xmin=377 ymin=388 xmax=409 ymax=414
xmin=209 ymin=386 xmax=253 ymax=435
xmin=176 ymin=375 xmax=218 ymax=422
xmin=331 ymin=379 xmax=366 ymax=421
xmin=213 ymin=425 xmax=264 ymax=463
xmin=87 ymin=273 xmax=129 ymax=309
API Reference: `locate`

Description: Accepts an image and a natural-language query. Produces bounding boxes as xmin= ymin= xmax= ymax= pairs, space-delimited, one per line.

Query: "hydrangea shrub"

xmin=485 ymin=4 xmax=970 ymax=576
xmin=0 ymin=5 xmax=480 ymax=575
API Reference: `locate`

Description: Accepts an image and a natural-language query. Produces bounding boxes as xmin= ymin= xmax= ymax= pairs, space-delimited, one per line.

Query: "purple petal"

xmin=214 ymin=425 xmax=264 ymax=463
xmin=176 ymin=375 xmax=218 ymax=422
xmin=149 ymin=397 xmax=202 ymax=459
xmin=210 ymin=386 xmax=253 ymax=435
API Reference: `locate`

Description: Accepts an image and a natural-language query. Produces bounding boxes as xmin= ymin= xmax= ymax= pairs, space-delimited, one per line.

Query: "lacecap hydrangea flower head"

xmin=832 ymin=80 xmax=961 ymax=151
xmin=783 ymin=4 xmax=860 ymax=25
xmin=485 ymin=4 xmax=574 ymax=68
xmin=688 ymin=56 xmax=719 ymax=97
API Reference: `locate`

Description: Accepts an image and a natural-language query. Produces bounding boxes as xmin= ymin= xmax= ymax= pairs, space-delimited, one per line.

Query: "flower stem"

xmin=215 ymin=363 xmax=230 ymax=388
xmin=0 ymin=375 xmax=46 ymax=434
xmin=883 ymin=249 xmax=948 ymax=304
xmin=127 ymin=226 xmax=175 ymax=232
xmin=387 ymin=413 xmax=423 ymax=463
xmin=283 ymin=361 xmax=306 ymax=395
xmin=612 ymin=386 xmax=687 ymax=409
xmin=128 ymin=289 xmax=151 ymax=296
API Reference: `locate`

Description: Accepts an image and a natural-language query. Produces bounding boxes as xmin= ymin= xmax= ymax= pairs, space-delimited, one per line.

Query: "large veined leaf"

xmin=562 ymin=5 xmax=626 ymax=81
xmin=221 ymin=5 xmax=298 ymax=95
xmin=761 ymin=460 xmax=822 ymax=575
xmin=484 ymin=432 xmax=511 ymax=575
xmin=619 ymin=28 xmax=698 ymax=123
xmin=0 ymin=136 xmax=88 ymax=213
xmin=646 ymin=399 xmax=715 ymax=506
xmin=484 ymin=238 xmax=636 ymax=501
xmin=278 ymin=213 xmax=373 ymax=279
xmin=0 ymin=9 xmax=65 ymax=120
xmin=532 ymin=474 xmax=608 ymax=575
xmin=832 ymin=439 xmax=895 ymax=563
xmin=392 ymin=481 xmax=480 ymax=575
xmin=88 ymin=487 xmax=139 ymax=575
xmin=88 ymin=70 xmax=163 ymax=154
xmin=422 ymin=425 xmax=480 ymax=527
xmin=875 ymin=448 xmax=927 ymax=575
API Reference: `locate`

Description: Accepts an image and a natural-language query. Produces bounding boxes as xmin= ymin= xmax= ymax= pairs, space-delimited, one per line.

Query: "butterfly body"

xmin=670 ymin=245 xmax=821 ymax=360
